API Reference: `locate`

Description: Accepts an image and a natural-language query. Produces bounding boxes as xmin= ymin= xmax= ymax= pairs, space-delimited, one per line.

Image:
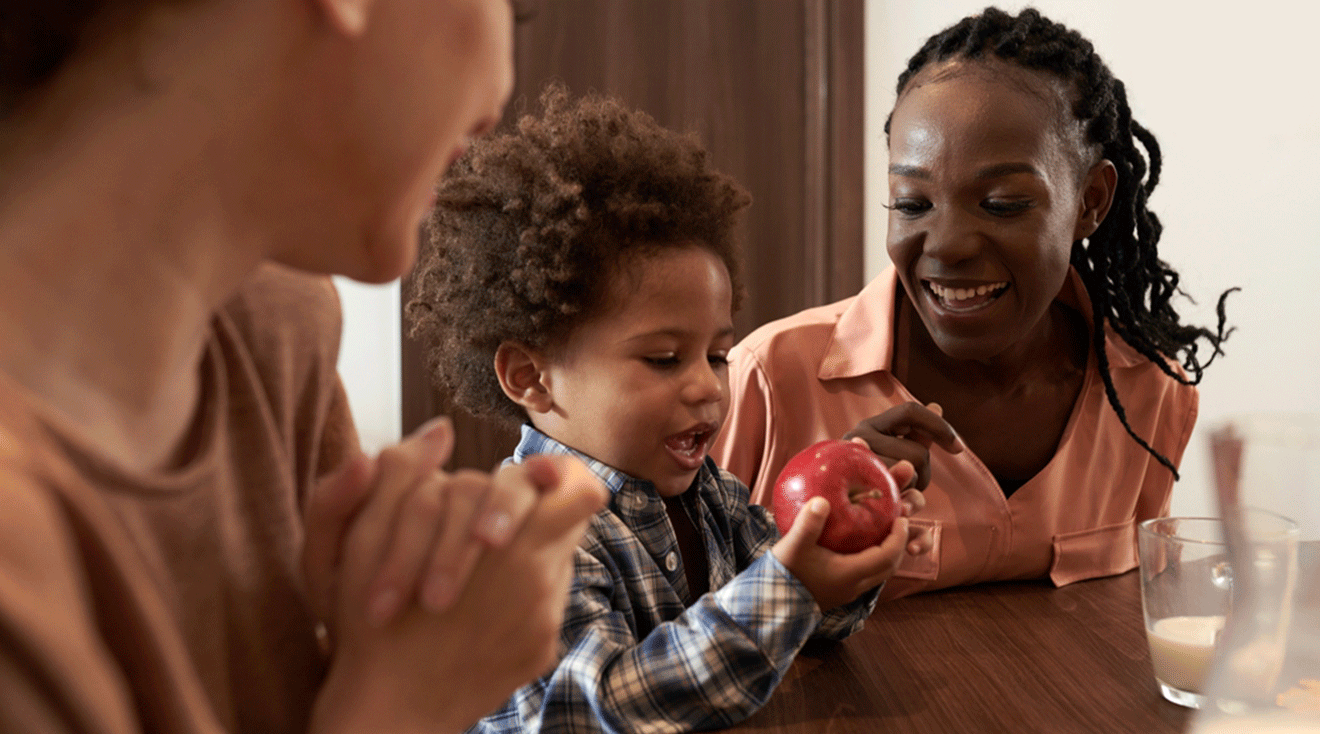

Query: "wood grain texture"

xmin=732 ymin=572 xmax=1193 ymax=733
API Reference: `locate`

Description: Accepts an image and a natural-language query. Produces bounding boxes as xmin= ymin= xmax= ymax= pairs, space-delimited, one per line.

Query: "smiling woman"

xmin=712 ymin=6 xmax=1235 ymax=601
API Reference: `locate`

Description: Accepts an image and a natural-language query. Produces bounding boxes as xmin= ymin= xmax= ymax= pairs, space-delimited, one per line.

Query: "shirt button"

xmin=665 ymin=552 xmax=678 ymax=572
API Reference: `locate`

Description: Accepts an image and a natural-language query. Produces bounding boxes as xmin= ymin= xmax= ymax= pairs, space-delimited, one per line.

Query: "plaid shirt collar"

xmin=512 ymin=423 xmax=718 ymax=527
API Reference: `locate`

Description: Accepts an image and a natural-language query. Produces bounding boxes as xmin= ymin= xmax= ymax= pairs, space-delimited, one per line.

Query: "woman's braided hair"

xmin=886 ymin=7 xmax=1235 ymax=477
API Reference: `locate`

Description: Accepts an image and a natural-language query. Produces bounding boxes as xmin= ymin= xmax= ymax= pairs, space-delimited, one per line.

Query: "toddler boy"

xmin=407 ymin=84 xmax=925 ymax=733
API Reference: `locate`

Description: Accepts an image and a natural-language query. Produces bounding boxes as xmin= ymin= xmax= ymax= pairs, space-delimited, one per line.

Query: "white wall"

xmin=866 ymin=0 xmax=1320 ymax=517
xmin=334 ymin=277 xmax=402 ymax=454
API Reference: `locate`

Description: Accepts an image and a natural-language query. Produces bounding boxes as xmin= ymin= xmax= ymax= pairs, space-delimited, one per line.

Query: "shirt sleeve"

xmin=739 ymin=501 xmax=878 ymax=642
xmin=470 ymin=542 xmax=823 ymax=734
xmin=0 ymin=473 xmax=141 ymax=734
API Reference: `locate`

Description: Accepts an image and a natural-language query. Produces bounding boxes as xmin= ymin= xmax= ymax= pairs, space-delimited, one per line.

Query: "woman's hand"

xmin=844 ymin=402 xmax=964 ymax=490
xmin=302 ymin=416 xmax=581 ymax=637
xmin=310 ymin=451 xmax=607 ymax=733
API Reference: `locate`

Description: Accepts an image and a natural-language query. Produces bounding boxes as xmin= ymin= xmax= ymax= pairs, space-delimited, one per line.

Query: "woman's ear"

xmin=495 ymin=342 xmax=553 ymax=414
xmin=1074 ymin=159 xmax=1118 ymax=240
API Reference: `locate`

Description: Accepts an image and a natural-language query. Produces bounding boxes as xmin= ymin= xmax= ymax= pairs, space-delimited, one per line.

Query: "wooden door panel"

xmin=402 ymin=0 xmax=863 ymax=470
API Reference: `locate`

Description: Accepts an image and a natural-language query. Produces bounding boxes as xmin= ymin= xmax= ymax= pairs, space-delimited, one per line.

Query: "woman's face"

xmin=275 ymin=0 xmax=514 ymax=284
xmin=885 ymin=59 xmax=1103 ymax=363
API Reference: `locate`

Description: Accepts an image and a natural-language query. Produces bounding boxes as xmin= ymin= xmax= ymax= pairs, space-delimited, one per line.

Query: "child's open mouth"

xmin=925 ymin=280 xmax=1009 ymax=313
xmin=664 ymin=423 xmax=717 ymax=471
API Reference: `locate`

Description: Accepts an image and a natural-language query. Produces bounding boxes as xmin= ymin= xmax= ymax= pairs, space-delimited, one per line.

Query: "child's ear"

xmin=1074 ymin=159 xmax=1117 ymax=241
xmin=495 ymin=342 xmax=553 ymax=414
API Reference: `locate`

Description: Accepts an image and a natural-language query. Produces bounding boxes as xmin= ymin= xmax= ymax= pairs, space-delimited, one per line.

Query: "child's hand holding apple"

xmin=770 ymin=439 xmax=932 ymax=611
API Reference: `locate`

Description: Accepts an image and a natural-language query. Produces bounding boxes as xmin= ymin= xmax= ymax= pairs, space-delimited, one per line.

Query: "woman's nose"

xmin=923 ymin=211 xmax=982 ymax=265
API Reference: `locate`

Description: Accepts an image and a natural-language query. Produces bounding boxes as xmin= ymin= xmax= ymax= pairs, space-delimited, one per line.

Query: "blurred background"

xmin=336 ymin=0 xmax=1320 ymax=519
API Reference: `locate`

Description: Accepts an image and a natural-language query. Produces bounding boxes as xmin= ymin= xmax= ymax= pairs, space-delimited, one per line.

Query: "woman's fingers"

xmin=303 ymin=452 xmax=378 ymax=624
xmin=846 ymin=402 xmax=963 ymax=453
xmin=417 ymin=469 xmax=510 ymax=613
xmin=364 ymin=472 xmax=449 ymax=626
xmin=845 ymin=401 xmax=965 ymax=489
xmin=341 ymin=416 xmax=459 ymax=626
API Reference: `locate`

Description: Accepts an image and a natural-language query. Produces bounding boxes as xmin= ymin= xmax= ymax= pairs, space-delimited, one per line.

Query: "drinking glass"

xmin=1138 ymin=517 xmax=1235 ymax=708
xmin=1189 ymin=413 xmax=1319 ymax=732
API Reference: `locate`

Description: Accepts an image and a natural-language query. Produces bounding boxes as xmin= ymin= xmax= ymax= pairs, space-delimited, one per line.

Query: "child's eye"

xmin=982 ymin=198 xmax=1034 ymax=216
xmin=708 ymin=353 xmax=729 ymax=367
xmin=884 ymin=198 xmax=931 ymax=216
xmin=644 ymin=354 xmax=680 ymax=368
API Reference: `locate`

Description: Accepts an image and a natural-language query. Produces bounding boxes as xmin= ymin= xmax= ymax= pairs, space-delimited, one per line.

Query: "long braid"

xmin=886 ymin=7 xmax=1235 ymax=478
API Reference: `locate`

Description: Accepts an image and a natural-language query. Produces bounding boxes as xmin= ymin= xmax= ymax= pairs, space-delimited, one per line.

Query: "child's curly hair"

xmin=407 ymin=84 xmax=752 ymax=427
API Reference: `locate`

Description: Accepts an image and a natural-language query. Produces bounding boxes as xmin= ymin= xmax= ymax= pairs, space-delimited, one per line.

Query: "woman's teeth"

xmin=927 ymin=281 xmax=1007 ymax=310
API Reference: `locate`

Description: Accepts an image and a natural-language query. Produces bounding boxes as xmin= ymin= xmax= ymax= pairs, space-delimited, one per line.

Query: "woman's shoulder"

xmin=221 ymin=264 xmax=343 ymax=345
xmin=1100 ymin=322 xmax=1199 ymax=401
xmin=737 ymin=296 xmax=857 ymax=355
xmin=217 ymin=264 xmax=344 ymax=383
xmin=735 ymin=270 xmax=899 ymax=371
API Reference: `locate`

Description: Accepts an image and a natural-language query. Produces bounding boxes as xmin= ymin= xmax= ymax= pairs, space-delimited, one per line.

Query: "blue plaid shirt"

xmin=467 ymin=425 xmax=880 ymax=733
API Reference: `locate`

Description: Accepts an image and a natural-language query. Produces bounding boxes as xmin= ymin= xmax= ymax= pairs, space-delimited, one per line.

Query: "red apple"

xmin=772 ymin=439 xmax=902 ymax=554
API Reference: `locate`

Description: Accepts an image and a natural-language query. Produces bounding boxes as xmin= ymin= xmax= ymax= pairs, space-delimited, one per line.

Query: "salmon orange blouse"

xmin=712 ymin=267 xmax=1196 ymax=601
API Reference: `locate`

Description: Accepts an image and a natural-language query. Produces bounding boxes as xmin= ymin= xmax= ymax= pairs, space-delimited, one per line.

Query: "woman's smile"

xmin=924 ymin=279 xmax=1010 ymax=313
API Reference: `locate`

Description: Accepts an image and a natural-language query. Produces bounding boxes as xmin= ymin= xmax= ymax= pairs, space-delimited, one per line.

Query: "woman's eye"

xmin=884 ymin=198 xmax=931 ymax=216
xmin=982 ymin=199 xmax=1034 ymax=216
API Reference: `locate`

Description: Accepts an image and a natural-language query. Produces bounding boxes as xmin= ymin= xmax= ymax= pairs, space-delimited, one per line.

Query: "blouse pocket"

xmin=1049 ymin=519 xmax=1138 ymax=587
xmin=893 ymin=517 xmax=942 ymax=581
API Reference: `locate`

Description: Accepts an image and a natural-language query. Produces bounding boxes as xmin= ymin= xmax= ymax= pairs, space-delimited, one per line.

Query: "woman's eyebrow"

xmin=975 ymin=162 xmax=1040 ymax=180
xmin=888 ymin=164 xmax=929 ymax=179
xmin=888 ymin=162 xmax=1042 ymax=180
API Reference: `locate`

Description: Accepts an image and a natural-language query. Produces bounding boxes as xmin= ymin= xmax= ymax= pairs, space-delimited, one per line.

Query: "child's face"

xmin=536 ymin=245 xmax=734 ymax=497
xmin=885 ymin=59 xmax=1094 ymax=363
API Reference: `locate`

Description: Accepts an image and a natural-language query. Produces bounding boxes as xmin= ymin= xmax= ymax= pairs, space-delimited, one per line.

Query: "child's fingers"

xmin=899 ymin=486 xmax=925 ymax=516
xmin=845 ymin=516 xmax=910 ymax=589
xmin=890 ymin=460 xmax=919 ymax=493
xmin=470 ymin=456 xmax=556 ymax=548
xmin=906 ymin=519 xmax=934 ymax=557
xmin=520 ymin=456 xmax=609 ymax=541
xmin=781 ymin=497 xmax=830 ymax=555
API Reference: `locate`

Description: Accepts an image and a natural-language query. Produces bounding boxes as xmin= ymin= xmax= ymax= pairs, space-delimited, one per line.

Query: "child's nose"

xmin=682 ymin=362 xmax=724 ymax=404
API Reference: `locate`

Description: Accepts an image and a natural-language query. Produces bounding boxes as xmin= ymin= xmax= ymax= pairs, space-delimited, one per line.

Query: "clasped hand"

xmin=301 ymin=417 xmax=608 ymax=733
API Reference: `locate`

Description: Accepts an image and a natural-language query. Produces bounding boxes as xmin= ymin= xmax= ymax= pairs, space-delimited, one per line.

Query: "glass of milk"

xmin=1138 ymin=516 xmax=1236 ymax=708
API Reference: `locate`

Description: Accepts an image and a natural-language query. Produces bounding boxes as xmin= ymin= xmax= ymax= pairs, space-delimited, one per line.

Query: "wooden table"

xmin=733 ymin=571 xmax=1193 ymax=733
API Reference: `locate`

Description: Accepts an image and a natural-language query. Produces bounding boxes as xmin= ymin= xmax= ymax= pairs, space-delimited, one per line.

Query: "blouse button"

xmin=665 ymin=552 xmax=679 ymax=572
